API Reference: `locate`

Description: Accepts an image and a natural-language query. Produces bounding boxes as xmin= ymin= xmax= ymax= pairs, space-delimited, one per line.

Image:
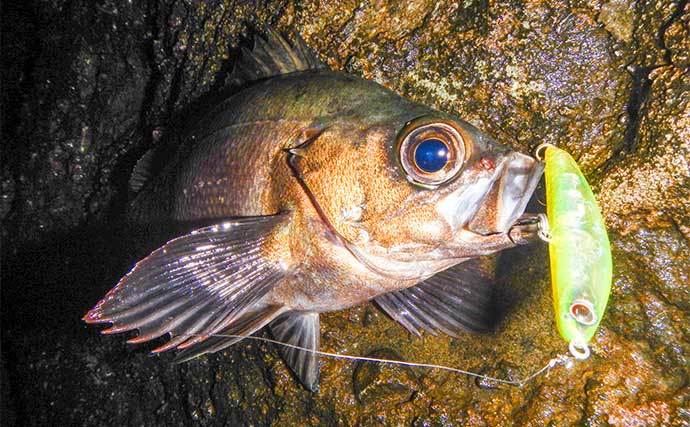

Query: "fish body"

xmin=542 ymin=146 xmax=612 ymax=358
xmin=86 ymin=31 xmax=544 ymax=390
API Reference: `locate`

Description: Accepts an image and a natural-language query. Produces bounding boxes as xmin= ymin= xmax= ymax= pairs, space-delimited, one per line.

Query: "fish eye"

xmin=397 ymin=120 xmax=467 ymax=187
xmin=414 ymin=139 xmax=449 ymax=173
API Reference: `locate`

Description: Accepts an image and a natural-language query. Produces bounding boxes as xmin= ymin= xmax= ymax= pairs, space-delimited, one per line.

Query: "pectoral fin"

xmin=83 ymin=213 xmax=290 ymax=353
xmin=375 ymin=258 xmax=494 ymax=336
xmin=270 ymin=311 xmax=321 ymax=392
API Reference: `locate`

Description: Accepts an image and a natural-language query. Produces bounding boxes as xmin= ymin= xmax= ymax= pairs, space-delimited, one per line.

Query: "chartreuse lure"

xmin=536 ymin=144 xmax=612 ymax=360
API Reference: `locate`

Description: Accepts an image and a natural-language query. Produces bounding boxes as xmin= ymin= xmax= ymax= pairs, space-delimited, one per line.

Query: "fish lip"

xmin=497 ymin=153 xmax=545 ymax=232
xmin=466 ymin=152 xmax=544 ymax=235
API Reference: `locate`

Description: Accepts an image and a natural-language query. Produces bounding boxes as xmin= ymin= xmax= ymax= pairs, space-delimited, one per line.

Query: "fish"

xmin=84 ymin=29 xmax=545 ymax=392
xmin=537 ymin=144 xmax=612 ymax=360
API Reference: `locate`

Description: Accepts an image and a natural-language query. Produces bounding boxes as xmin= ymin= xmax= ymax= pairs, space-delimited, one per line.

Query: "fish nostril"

xmin=480 ymin=157 xmax=494 ymax=170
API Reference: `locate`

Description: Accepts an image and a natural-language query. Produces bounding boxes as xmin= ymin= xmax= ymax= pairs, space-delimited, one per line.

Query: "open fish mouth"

xmin=466 ymin=151 xmax=544 ymax=236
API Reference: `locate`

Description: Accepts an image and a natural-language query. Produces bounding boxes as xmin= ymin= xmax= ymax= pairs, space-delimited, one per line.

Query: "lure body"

xmin=542 ymin=146 xmax=612 ymax=358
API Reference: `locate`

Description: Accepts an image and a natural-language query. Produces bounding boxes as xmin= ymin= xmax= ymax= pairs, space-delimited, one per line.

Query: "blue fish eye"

xmin=414 ymin=139 xmax=449 ymax=173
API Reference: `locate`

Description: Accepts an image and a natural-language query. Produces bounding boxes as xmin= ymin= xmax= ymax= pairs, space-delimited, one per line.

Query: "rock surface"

xmin=2 ymin=0 xmax=688 ymax=425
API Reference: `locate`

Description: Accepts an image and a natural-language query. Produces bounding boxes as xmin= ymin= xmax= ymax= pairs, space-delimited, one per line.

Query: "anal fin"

xmin=270 ymin=311 xmax=321 ymax=392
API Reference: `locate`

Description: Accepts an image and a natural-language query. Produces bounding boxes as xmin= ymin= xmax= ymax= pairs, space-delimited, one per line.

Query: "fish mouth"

xmin=466 ymin=151 xmax=544 ymax=236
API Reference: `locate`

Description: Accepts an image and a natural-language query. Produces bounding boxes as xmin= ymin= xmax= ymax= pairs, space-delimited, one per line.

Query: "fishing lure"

xmin=535 ymin=144 xmax=612 ymax=360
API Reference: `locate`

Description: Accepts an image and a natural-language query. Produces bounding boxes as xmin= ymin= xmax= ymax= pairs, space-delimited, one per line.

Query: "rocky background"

xmin=2 ymin=0 xmax=688 ymax=425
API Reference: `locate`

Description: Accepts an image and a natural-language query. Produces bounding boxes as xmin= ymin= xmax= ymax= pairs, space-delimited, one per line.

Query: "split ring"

xmin=569 ymin=339 xmax=591 ymax=360
xmin=534 ymin=143 xmax=556 ymax=162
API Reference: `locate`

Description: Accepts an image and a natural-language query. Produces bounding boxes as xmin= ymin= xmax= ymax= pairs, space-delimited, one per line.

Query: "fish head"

xmin=290 ymin=113 xmax=543 ymax=280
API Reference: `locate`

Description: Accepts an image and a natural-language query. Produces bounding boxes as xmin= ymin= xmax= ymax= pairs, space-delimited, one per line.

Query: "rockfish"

xmin=84 ymin=30 xmax=544 ymax=391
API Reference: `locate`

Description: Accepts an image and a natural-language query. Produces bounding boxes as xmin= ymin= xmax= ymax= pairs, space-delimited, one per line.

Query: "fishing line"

xmin=181 ymin=333 xmax=572 ymax=387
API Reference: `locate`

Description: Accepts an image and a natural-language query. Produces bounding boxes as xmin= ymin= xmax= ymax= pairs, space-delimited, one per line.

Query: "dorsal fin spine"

xmin=230 ymin=29 xmax=327 ymax=86
xmin=268 ymin=29 xmax=301 ymax=67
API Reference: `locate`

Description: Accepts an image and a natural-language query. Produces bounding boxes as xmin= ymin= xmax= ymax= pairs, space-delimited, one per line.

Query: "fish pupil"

xmin=414 ymin=139 xmax=449 ymax=173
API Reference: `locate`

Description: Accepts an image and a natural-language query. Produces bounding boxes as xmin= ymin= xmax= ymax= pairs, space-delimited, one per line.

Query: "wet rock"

xmin=599 ymin=0 xmax=635 ymax=43
xmin=598 ymin=65 xmax=690 ymax=236
xmin=352 ymin=348 xmax=418 ymax=406
xmin=473 ymin=359 xmax=522 ymax=390
xmin=0 ymin=175 xmax=14 ymax=221
xmin=2 ymin=0 xmax=689 ymax=425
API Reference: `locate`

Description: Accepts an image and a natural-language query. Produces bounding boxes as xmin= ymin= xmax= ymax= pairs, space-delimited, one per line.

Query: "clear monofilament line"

xmin=180 ymin=333 xmax=572 ymax=387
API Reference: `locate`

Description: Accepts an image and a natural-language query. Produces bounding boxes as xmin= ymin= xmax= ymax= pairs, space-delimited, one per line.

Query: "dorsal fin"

xmin=229 ymin=29 xmax=327 ymax=86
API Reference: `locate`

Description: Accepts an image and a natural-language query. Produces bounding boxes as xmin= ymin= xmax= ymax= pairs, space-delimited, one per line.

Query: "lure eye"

xmin=569 ymin=299 xmax=597 ymax=326
xmin=397 ymin=120 xmax=467 ymax=187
